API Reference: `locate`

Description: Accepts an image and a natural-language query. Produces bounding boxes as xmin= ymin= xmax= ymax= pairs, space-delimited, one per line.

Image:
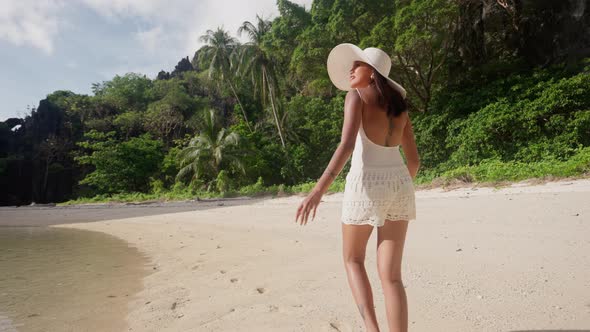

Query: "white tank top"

xmin=349 ymin=89 xmax=405 ymax=170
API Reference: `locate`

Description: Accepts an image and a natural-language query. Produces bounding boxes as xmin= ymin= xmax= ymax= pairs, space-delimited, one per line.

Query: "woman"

xmin=295 ymin=43 xmax=420 ymax=332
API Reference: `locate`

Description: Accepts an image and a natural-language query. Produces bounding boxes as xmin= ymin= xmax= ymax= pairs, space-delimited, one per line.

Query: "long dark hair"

xmin=372 ymin=70 xmax=407 ymax=118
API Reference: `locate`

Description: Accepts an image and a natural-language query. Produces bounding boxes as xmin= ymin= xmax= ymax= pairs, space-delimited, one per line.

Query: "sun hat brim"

xmin=327 ymin=43 xmax=407 ymax=99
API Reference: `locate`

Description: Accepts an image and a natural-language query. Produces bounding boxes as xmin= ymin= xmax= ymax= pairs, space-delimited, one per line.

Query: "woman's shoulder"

xmin=345 ymin=89 xmax=362 ymax=101
xmin=344 ymin=89 xmax=363 ymax=111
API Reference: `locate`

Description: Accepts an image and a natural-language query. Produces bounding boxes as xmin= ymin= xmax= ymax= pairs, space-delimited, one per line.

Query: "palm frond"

xmin=223 ymin=132 xmax=240 ymax=146
xmin=225 ymin=153 xmax=246 ymax=174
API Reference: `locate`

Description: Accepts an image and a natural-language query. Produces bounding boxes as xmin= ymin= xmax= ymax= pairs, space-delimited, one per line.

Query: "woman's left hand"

xmin=295 ymin=189 xmax=323 ymax=226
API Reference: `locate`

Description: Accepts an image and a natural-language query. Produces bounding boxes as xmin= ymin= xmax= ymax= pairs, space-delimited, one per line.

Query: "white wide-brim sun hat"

xmin=327 ymin=43 xmax=407 ymax=99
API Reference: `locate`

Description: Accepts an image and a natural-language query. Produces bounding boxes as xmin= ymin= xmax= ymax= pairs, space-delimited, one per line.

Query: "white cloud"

xmin=135 ymin=25 xmax=164 ymax=53
xmin=89 ymin=0 xmax=313 ymax=76
xmin=78 ymin=0 xmax=314 ymax=57
xmin=0 ymin=0 xmax=313 ymax=63
xmin=181 ymin=0 xmax=313 ymax=56
xmin=98 ymin=63 xmax=163 ymax=80
xmin=0 ymin=0 xmax=64 ymax=54
xmin=79 ymin=0 xmax=193 ymax=21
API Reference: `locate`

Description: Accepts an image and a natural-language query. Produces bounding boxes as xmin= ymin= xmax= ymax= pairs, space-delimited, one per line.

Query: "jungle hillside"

xmin=1 ymin=0 xmax=589 ymax=206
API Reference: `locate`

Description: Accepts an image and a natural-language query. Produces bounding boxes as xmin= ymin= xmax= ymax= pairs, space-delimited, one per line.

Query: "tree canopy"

xmin=1 ymin=0 xmax=589 ymax=205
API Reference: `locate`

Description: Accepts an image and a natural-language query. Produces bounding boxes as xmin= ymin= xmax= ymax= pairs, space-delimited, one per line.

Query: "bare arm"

xmin=312 ymin=90 xmax=362 ymax=195
xmin=401 ymin=112 xmax=420 ymax=179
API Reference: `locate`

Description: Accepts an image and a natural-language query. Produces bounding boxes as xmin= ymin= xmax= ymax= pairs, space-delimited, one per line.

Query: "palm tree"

xmin=237 ymin=16 xmax=286 ymax=148
xmin=198 ymin=28 xmax=253 ymax=132
xmin=176 ymin=109 xmax=245 ymax=191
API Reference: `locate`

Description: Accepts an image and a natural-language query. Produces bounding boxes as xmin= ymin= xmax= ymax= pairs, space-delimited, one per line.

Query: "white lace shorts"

xmin=341 ymin=165 xmax=416 ymax=227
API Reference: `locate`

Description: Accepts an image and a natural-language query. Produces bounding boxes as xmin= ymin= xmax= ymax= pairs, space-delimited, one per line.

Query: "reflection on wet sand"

xmin=0 ymin=227 xmax=150 ymax=332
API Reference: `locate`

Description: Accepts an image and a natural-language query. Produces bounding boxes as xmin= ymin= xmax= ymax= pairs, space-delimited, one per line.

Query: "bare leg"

xmin=377 ymin=220 xmax=409 ymax=332
xmin=342 ymin=223 xmax=380 ymax=332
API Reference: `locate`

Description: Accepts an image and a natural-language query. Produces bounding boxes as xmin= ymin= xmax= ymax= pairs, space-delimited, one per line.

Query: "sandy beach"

xmin=45 ymin=179 xmax=590 ymax=332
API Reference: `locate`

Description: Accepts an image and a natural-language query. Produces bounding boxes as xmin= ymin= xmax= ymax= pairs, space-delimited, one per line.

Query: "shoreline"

xmin=1 ymin=174 xmax=587 ymax=211
xmin=45 ymin=177 xmax=590 ymax=331
xmin=0 ymin=197 xmax=266 ymax=227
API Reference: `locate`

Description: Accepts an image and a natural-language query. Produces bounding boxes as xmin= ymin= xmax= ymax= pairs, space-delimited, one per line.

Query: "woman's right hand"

xmin=295 ymin=189 xmax=323 ymax=226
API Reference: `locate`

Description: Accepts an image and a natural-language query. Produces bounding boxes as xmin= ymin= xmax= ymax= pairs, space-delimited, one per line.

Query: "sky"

xmin=0 ymin=0 xmax=313 ymax=121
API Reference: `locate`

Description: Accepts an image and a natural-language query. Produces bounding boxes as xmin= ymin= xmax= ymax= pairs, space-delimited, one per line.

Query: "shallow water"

xmin=0 ymin=226 xmax=150 ymax=332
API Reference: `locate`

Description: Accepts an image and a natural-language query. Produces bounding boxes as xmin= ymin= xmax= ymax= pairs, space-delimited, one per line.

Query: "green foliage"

xmin=76 ymin=131 xmax=164 ymax=193
xmin=393 ymin=0 xmax=457 ymax=52
xmin=237 ymin=15 xmax=286 ymax=146
xmin=160 ymin=138 xmax=189 ymax=187
xmin=285 ymin=94 xmax=346 ymax=182
xmin=264 ymin=0 xmax=312 ymax=70
xmin=435 ymin=147 xmax=590 ymax=184
xmin=198 ymin=27 xmax=253 ymax=131
xmin=446 ymin=71 xmax=590 ymax=167
xmin=290 ymin=25 xmax=333 ymax=90
xmin=143 ymin=79 xmax=202 ymax=141
xmin=408 ymin=63 xmax=590 ymax=177
xmin=92 ymin=73 xmax=154 ymax=112
xmin=113 ymin=111 xmax=143 ymax=138
xmin=290 ymin=1 xmax=400 ymax=90
xmin=215 ymin=170 xmax=231 ymax=193
xmin=176 ymin=109 xmax=244 ymax=190
xmin=5 ymin=1 xmax=590 ymax=206
xmin=150 ymin=178 xmax=166 ymax=195
xmin=229 ymin=124 xmax=287 ymax=186
xmin=238 ymin=176 xmax=266 ymax=195
xmin=364 ymin=0 xmax=458 ymax=111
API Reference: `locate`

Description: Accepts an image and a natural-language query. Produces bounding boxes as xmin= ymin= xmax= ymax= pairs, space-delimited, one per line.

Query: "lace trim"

xmin=341 ymin=197 xmax=414 ymax=207
xmin=341 ymin=214 xmax=416 ymax=227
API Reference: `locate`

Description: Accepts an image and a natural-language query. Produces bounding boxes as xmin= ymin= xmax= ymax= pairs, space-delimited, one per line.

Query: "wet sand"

xmin=0 ymin=197 xmax=263 ymax=331
xmin=43 ymin=178 xmax=590 ymax=331
xmin=0 ymin=227 xmax=149 ymax=332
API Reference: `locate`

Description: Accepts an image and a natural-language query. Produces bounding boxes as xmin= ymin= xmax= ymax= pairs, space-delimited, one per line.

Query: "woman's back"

xmin=356 ymin=87 xmax=408 ymax=148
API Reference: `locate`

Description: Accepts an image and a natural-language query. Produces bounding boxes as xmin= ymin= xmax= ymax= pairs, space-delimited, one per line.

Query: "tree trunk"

xmin=264 ymin=68 xmax=286 ymax=148
xmin=228 ymin=82 xmax=253 ymax=133
xmin=456 ymin=0 xmax=487 ymax=67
